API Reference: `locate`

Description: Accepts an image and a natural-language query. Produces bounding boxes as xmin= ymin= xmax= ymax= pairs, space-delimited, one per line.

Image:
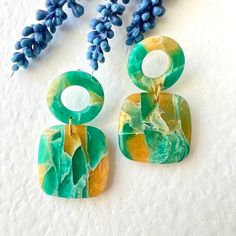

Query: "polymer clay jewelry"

xmin=38 ymin=71 xmax=109 ymax=198
xmin=118 ymin=36 xmax=191 ymax=164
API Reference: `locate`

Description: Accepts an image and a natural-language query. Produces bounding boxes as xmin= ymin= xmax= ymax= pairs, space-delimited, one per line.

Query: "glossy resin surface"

xmin=119 ymin=92 xmax=191 ymax=164
xmin=47 ymin=71 xmax=104 ymax=125
xmin=38 ymin=125 xmax=109 ymax=198
xmin=128 ymin=36 xmax=185 ymax=91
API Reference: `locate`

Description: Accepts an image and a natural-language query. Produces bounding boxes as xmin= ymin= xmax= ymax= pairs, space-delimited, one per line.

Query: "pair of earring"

xmin=38 ymin=36 xmax=191 ymax=198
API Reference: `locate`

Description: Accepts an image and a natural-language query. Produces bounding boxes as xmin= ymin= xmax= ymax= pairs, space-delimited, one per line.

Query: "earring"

xmin=118 ymin=36 xmax=191 ymax=164
xmin=38 ymin=71 xmax=109 ymax=198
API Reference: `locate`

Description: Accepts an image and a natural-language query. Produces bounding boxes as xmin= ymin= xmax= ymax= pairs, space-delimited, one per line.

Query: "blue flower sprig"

xmin=87 ymin=0 xmax=129 ymax=71
xmin=126 ymin=0 xmax=165 ymax=46
xmin=11 ymin=0 xmax=84 ymax=73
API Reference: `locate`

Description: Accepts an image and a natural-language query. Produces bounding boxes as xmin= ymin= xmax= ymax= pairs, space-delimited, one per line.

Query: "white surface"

xmin=142 ymin=50 xmax=170 ymax=78
xmin=61 ymin=86 xmax=90 ymax=112
xmin=0 ymin=0 xmax=236 ymax=235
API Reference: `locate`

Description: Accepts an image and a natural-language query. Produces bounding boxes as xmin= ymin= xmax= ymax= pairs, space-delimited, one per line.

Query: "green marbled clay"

xmin=128 ymin=36 xmax=185 ymax=91
xmin=47 ymin=71 xmax=104 ymax=124
xmin=118 ymin=92 xmax=191 ymax=164
xmin=38 ymin=125 xmax=109 ymax=198
xmin=119 ymin=36 xmax=191 ymax=164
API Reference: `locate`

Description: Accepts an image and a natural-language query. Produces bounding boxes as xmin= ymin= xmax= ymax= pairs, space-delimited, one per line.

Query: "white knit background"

xmin=1 ymin=0 xmax=236 ymax=235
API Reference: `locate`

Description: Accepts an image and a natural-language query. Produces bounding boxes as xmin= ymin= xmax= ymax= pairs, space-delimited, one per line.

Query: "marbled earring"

xmin=38 ymin=71 xmax=109 ymax=198
xmin=118 ymin=36 xmax=191 ymax=164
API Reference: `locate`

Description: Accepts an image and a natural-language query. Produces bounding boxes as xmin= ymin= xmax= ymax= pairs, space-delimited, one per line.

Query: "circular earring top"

xmin=47 ymin=71 xmax=104 ymax=125
xmin=128 ymin=36 xmax=185 ymax=91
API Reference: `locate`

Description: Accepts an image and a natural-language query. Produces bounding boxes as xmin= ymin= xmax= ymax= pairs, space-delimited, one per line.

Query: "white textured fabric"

xmin=0 ymin=0 xmax=236 ymax=235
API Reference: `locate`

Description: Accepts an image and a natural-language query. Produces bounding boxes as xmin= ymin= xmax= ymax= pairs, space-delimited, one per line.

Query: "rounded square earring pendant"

xmin=38 ymin=71 xmax=109 ymax=198
xmin=118 ymin=36 xmax=191 ymax=164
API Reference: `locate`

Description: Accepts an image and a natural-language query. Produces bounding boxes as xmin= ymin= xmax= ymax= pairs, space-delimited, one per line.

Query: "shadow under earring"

xmin=38 ymin=71 xmax=109 ymax=198
xmin=118 ymin=36 xmax=191 ymax=164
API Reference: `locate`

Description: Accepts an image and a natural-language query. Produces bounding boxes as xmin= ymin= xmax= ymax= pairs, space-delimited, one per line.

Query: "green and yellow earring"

xmin=38 ymin=71 xmax=109 ymax=198
xmin=118 ymin=36 xmax=192 ymax=164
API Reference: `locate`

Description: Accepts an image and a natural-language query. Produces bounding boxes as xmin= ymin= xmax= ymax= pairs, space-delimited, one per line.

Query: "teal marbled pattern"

xmin=118 ymin=92 xmax=191 ymax=164
xmin=38 ymin=125 xmax=109 ymax=198
xmin=128 ymin=36 xmax=185 ymax=91
xmin=47 ymin=71 xmax=104 ymax=125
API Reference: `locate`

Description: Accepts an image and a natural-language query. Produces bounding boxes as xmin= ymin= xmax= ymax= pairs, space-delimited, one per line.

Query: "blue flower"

xmin=126 ymin=0 xmax=165 ymax=46
xmin=11 ymin=0 xmax=84 ymax=72
xmin=12 ymin=0 xmax=166 ymax=73
xmin=87 ymin=0 xmax=128 ymax=70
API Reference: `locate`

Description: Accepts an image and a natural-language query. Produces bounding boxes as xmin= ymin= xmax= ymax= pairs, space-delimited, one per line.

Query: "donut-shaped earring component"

xmin=47 ymin=71 xmax=104 ymax=124
xmin=128 ymin=36 xmax=185 ymax=91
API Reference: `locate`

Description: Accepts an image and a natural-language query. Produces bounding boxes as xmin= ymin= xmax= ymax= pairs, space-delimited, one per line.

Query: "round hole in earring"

xmin=142 ymin=50 xmax=170 ymax=78
xmin=61 ymin=86 xmax=90 ymax=112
